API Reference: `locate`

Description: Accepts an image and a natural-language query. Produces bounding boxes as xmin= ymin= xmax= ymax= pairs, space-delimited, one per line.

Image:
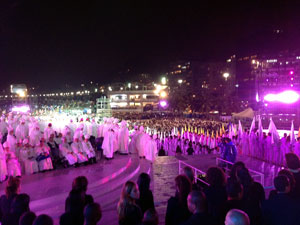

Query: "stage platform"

xmin=0 ymin=154 xmax=280 ymax=225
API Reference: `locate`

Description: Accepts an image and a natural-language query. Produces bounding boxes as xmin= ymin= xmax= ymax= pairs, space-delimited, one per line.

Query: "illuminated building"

xmin=253 ymin=53 xmax=300 ymax=127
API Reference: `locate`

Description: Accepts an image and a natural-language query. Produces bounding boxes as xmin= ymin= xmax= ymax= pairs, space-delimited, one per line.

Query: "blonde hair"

xmin=117 ymin=181 xmax=138 ymax=220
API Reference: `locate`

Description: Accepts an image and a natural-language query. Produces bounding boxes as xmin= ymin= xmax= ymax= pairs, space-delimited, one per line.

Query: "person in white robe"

xmin=6 ymin=127 xmax=17 ymax=154
xmin=88 ymin=119 xmax=98 ymax=138
xmin=136 ymin=126 xmax=148 ymax=158
xmin=3 ymin=142 xmax=21 ymax=177
xmin=59 ymin=137 xmax=77 ymax=166
xmin=35 ymin=139 xmax=53 ymax=171
xmin=29 ymin=124 xmax=42 ymax=147
xmin=0 ymin=142 xmax=8 ymax=182
xmin=102 ymin=126 xmax=115 ymax=159
xmin=118 ymin=121 xmax=129 ymax=154
xmin=62 ymin=126 xmax=73 ymax=144
xmin=19 ymin=139 xmax=39 ymax=174
xmin=0 ymin=118 xmax=8 ymax=136
xmin=81 ymin=135 xmax=96 ymax=163
xmin=71 ymin=134 xmax=88 ymax=164
xmin=145 ymin=135 xmax=157 ymax=163
xmin=15 ymin=120 xmax=29 ymax=141
xmin=68 ymin=119 xmax=77 ymax=134
xmin=44 ymin=123 xmax=54 ymax=141
xmin=128 ymin=126 xmax=139 ymax=154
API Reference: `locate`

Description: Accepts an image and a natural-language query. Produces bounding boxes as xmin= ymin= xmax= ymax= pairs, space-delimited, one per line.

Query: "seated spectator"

xmin=84 ymin=203 xmax=102 ymax=225
xmin=60 ymin=189 xmax=85 ymax=225
xmin=158 ymin=146 xmax=166 ymax=156
xmin=285 ymin=153 xmax=300 ymax=198
xmin=0 ymin=176 xmax=20 ymax=222
xmin=142 ymin=208 xmax=159 ymax=225
xmin=2 ymin=193 xmax=30 ymax=225
xmin=224 ymin=179 xmax=245 ymax=216
xmin=262 ymin=175 xmax=300 ymax=225
xmin=117 ymin=180 xmax=142 ymax=225
xmin=165 ymin=175 xmax=192 ymax=225
xmin=182 ymin=190 xmax=215 ymax=225
xmin=33 ymin=214 xmax=53 ymax=225
xmin=187 ymin=142 xmax=194 ymax=155
xmin=19 ymin=211 xmax=36 ymax=225
xmin=176 ymin=145 xmax=182 ymax=155
xmin=136 ymin=173 xmax=155 ymax=214
xmin=183 ymin=166 xmax=201 ymax=191
xmin=65 ymin=176 xmax=94 ymax=211
xmin=230 ymin=163 xmax=265 ymax=224
xmin=269 ymin=169 xmax=296 ymax=199
xmin=204 ymin=167 xmax=227 ymax=224
xmin=225 ymin=209 xmax=250 ymax=225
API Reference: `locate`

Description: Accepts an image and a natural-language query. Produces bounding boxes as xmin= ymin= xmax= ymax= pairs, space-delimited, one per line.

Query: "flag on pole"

xmin=249 ymin=117 xmax=255 ymax=134
xmin=238 ymin=120 xmax=243 ymax=139
xmin=258 ymin=115 xmax=263 ymax=140
xmin=291 ymin=120 xmax=295 ymax=145
xmin=268 ymin=118 xmax=280 ymax=144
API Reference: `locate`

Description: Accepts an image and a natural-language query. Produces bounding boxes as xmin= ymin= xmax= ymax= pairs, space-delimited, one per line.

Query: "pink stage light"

xmin=159 ymin=100 xmax=167 ymax=107
xmin=11 ymin=105 xmax=30 ymax=113
xmin=264 ymin=90 xmax=299 ymax=104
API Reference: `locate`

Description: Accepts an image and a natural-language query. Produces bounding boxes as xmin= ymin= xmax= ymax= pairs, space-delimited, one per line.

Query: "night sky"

xmin=1 ymin=0 xmax=300 ymax=91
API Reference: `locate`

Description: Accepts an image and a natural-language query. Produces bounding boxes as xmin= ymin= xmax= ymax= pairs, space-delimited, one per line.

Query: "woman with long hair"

xmin=165 ymin=175 xmax=192 ymax=225
xmin=0 ymin=177 xmax=21 ymax=222
xmin=117 ymin=181 xmax=142 ymax=225
xmin=136 ymin=173 xmax=155 ymax=214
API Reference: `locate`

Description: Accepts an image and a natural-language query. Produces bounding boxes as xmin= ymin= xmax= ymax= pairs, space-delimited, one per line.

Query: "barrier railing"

xmin=216 ymin=158 xmax=265 ymax=187
xmin=178 ymin=160 xmax=210 ymax=186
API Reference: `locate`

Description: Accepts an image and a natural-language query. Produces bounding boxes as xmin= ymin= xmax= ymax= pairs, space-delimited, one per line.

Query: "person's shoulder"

xmin=167 ymin=196 xmax=178 ymax=204
xmin=85 ymin=194 xmax=94 ymax=204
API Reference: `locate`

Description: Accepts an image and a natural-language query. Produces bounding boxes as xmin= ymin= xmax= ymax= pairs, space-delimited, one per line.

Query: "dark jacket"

xmin=165 ymin=196 xmax=192 ymax=225
xmin=0 ymin=194 xmax=17 ymax=222
xmin=119 ymin=203 xmax=142 ymax=225
xmin=262 ymin=193 xmax=300 ymax=225
xmin=136 ymin=189 xmax=155 ymax=214
xmin=180 ymin=212 xmax=215 ymax=225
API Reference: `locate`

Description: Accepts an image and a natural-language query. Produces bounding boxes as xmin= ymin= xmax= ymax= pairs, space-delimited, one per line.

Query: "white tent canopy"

xmin=232 ymin=108 xmax=255 ymax=119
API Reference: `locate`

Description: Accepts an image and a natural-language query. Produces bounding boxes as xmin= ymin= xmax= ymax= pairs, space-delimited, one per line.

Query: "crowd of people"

xmin=2 ymin=153 xmax=300 ymax=225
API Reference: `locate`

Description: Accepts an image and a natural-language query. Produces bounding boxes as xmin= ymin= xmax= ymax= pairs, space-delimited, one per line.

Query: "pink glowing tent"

xmin=232 ymin=108 xmax=255 ymax=119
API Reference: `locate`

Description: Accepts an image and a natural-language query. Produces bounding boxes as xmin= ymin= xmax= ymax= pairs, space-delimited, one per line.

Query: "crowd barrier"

xmin=178 ymin=157 xmax=265 ymax=187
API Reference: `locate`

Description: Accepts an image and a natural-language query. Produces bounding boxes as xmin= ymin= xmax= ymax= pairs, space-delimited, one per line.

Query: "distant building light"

xmin=252 ymin=60 xmax=256 ymax=64
xmin=135 ymin=85 xmax=139 ymax=89
xmin=223 ymin=72 xmax=230 ymax=80
xmin=128 ymin=83 xmax=131 ymax=88
xmin=290 ymin=71 xmax=294 ymax=75
xmin=227 ymin=59 xmax=231 ymax=63
xmin=160 ymin=91 xmax=167 ymax=98
xmin=235 ymin=84 xmax=239 ymax=88
xmin=120 ymin=87 xmax=123 ymax=90
xmin=178 ymin=79 xmax=183 ymax=84
xmin=95 ymin=88 xmax=98 ymax=92
xmin=161 ymin=77 xmax=167 ymax=85
xmin=108 ymin=86 xmax=112 ymax=91
xmin=266 ymin=59 xmax=277 ymax=63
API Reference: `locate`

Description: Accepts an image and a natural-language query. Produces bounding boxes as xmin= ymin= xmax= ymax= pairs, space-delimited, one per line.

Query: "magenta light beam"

xmin=264 ymin=90 xmax=299 ymax=104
